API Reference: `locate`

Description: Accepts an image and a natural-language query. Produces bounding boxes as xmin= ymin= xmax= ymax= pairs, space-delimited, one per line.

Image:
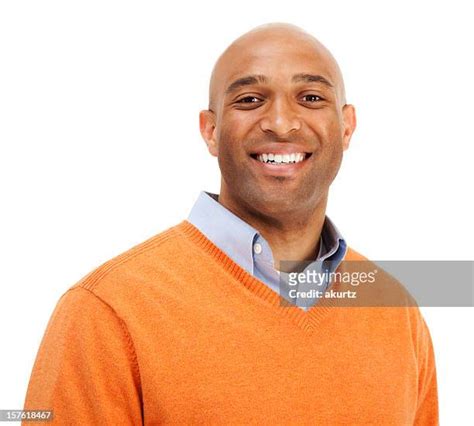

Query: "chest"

xmin=128 ymin=304 xmax=418 ymax=424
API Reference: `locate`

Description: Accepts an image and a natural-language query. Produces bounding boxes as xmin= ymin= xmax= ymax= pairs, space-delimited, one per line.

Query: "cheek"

xmin=216 ymin=125 xmax=245 ymax=177
xmin=217 ymin=118 xmax=250 ymax=160
xmin=217 ymin=110 xmax=255 ymax=144
xmin=323 ymin=126 xmax=344 ymax=167
xmin=311 ymin=114 xmax=345 ymax=153
xmin=309 ymin=117 xmax=345 ymax=179
xmin=217 ymin=125 xmax=235 ymax=159
xmin=326 ymin=126 xmax=344 ymax=156
xmin=323 ymin=130 xmax=345 ymax=181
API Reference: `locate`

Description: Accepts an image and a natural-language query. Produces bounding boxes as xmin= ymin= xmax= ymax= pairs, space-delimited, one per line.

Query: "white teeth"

xmin=256 ymin=152 xmax=307 ymax=164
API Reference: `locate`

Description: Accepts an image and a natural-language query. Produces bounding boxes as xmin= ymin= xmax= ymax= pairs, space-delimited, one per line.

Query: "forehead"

xmin=220 ymin=37 xmax=337 ymax=91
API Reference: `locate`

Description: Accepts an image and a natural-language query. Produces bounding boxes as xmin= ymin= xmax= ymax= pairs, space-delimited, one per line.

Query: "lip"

xmin=249 ymin=151 xmax=313 ymax=177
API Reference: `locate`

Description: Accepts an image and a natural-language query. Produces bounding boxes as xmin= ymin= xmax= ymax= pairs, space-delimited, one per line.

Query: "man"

xmin=23 ymin=23 xmax=438 ymax=424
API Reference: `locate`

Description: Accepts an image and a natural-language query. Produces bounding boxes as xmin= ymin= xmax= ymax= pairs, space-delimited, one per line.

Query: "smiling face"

xmin=200 ymin=25 xmax=356 ymax=222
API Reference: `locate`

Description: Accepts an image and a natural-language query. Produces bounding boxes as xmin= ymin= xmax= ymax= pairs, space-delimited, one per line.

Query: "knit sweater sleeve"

xmin=414 ymin=316 xmax=439 ymax=425
xmin=22 ymin=286 xmax=143 ymax=425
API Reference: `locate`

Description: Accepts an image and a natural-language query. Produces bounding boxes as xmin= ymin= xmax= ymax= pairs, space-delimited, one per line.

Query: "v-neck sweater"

xmin=23 ymin=220 xmax=438 ymax=425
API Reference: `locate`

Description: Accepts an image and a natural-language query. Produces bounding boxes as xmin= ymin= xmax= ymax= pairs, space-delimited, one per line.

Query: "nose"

xmin=259 ymin=96 xmax=302 ymax=137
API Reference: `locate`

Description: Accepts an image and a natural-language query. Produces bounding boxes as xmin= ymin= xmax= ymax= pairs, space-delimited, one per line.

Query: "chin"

xmin=247 ymin=189 xmax=312 ymax=216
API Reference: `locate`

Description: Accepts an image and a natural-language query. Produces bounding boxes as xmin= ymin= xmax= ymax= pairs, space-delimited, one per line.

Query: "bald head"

xmin=208 ymin=23 xmax=346 ymax=112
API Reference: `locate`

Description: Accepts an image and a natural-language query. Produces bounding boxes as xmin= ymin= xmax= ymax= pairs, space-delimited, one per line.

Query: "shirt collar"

xmin=321 ymin=215 xmax=346 ymax=260
xmin=188 ymin=191 xmax=258 ymax=275
xmin=187 ymin=191 xmax=346 ymax=273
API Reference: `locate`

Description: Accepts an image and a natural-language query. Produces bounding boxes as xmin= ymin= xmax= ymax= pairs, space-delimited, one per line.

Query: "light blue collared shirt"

xmin=188 ymin=191 xmax=347 ymax=310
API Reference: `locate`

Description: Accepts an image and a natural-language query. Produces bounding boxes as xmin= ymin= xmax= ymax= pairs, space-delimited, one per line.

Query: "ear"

xmin=199 ymin=110 xmax=218 ymax=157
xmin=341 ymin=104 xmax=356 ymax=151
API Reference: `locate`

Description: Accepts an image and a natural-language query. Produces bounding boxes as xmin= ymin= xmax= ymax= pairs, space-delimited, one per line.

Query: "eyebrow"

xmin=291 ymin=73 xmax=334 ymax=88
xmin=224 ymin=73 xmax=334 ymax=95
xmin=225 ymin=74 xmax=268 ymax=95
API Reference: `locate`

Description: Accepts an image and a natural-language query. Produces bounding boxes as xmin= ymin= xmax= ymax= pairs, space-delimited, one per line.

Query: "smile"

xmin=251 ymin=152 xmax=312 ymax=165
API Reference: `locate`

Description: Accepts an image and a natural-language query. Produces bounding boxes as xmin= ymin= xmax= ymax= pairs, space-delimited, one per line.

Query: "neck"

xmin=218 ymin=190 xmax=328 ymax=272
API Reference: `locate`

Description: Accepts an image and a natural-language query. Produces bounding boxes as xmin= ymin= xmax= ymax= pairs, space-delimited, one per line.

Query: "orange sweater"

xmin=23 ymin=221 xmax=438 ymax=425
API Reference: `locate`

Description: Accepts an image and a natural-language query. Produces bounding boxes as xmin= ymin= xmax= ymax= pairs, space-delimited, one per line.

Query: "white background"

xmin=1 ymin=0 xmax=473 ymax=423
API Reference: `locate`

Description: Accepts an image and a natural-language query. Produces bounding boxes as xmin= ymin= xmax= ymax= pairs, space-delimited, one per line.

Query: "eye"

xmin=302 ymin=94 xmax=324 ymax=103
xmin=236 ymin=96 xmax=262 ymax=104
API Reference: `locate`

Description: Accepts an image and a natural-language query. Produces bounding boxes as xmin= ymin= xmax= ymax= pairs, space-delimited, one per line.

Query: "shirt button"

xmin=253 ymin=243 xmax=262 ymax=254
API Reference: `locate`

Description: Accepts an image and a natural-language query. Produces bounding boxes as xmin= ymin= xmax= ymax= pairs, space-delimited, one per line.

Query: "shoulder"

xmin=68 ymin=221 xmax=191 ymax=304
xmin=342 ymin=246 xmax=419 ymax=308
xmin=344 ymin=246 xmax=434 ymax=354
xmin=344 ymin=246 xmax=368 ymax=261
